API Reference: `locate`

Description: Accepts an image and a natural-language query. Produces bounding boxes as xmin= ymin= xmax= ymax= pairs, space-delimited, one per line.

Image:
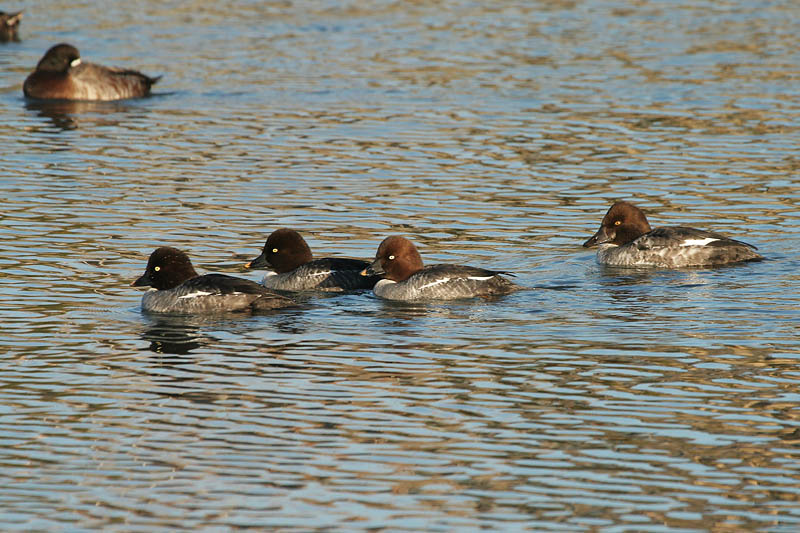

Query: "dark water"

xmin=1 ymin=0 xmax=799 ymax=530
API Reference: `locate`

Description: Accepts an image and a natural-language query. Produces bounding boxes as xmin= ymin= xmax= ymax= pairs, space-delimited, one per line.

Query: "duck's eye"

xmin=154 ymin=266 xmax=161 ymax=272
xmin=388 ymin=255 xmax=395 ymax=260
xmin=614 ymin=220 xmax=622 ymax=226
xmin=272 ymin=248 xmax=278 ymax=253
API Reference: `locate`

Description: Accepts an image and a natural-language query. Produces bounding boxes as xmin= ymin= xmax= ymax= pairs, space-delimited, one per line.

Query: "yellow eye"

xmin=272 ymin=248 xmax=278 ymax=253
xmin=389 ymin=255 xmax=395 ymax=260
xmin=154 ymin=266 xmax=161 ymax=272
xmin=614 ymin=220 xmax=621 ymax=226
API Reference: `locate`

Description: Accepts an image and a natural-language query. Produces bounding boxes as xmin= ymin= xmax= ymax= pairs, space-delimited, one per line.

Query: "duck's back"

xmin=24 ymin=62 xmax=158 ymax=101
xmin=600 ymin=226 xmax=763 ymax=267
xmin=374 ymin=264 xmax=518 ymax=301
xmin=142 ymin=274 xmax=291 ymax=314
xmin=263 ymin=258 xmax=378 ymax=292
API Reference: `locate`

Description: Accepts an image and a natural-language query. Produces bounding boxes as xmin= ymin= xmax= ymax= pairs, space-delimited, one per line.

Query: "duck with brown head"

xmin=246 ymin=228 xmax=379 ymax=292
xmin=133 ymin=247 xmax=294 ymax=314
xmin=24 ymin=43 xmax=160 ymax=101
xmin=0 ymin=10 xmax=22 ymax=42
xmin=584 ymin=201 xmax=763 ymax=268
xmin=361 ymin=235 xmax=519 ymax=301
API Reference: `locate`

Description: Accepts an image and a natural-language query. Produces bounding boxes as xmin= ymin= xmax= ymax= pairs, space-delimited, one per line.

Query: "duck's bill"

xmin=361 ymin=258 xmax=384 ymax=276
xmin=583 ymin=227 xmax=613 ymax=248
xmin=245 ymin=252 xmax=270 ymax=270
xmin=132 ymin=272 xmax=152 ymax=287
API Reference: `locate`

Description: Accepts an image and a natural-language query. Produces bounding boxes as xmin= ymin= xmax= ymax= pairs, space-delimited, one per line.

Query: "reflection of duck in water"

xmin=0 ymin=10 xmax=22 ymax=42
xmin=141 ymin=316 xmax=211 ymax=355
xmin=23 ymin=43 xmax=160 ymax=101
xmin=24 ymin=98 xmax=131 ymax=131
xmin=132 ymin=247 xmax=295 ymax=314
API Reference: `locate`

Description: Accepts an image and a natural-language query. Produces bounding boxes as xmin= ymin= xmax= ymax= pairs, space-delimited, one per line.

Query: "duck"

xmin=24 ymin=43 xmax=160 ymax=101
xmin=583 ymin=201 xmax=763 ymax=267
xmin=361 ymin=235 xmax=519 ymax=301
xmin=246 ymin=228 xmax=379 ymax=292
xmin=132 ymin=247 xmax=294 ymax=314
xmin=0 ymin=10 xmax=22 ymax=42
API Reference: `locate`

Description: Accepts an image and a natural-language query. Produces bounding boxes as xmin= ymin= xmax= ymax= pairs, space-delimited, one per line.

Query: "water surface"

xmin=1 ymin=0 xmax=799 ymax=530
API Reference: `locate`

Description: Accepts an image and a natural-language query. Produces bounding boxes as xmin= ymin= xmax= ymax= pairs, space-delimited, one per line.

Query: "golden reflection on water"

xmin=0 ymin=0 xmax=799 ymax=530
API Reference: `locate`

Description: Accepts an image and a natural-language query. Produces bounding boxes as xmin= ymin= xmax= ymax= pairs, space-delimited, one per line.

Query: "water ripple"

xmin=1 ymin=0 xmax=799 ymax=530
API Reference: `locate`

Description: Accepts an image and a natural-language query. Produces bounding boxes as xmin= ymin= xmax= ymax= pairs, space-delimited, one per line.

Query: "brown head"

xmin=362 ymin=236 xmax=424 ymax=282
xmin=584 ymin=201 xmax=652 ymax=247
xmin=245 ymin=228 xmax=313 ymax=273
xmin=132 ymin=247 xmax=199 ymax=290
xmin=34 ymin=43 xmax=81 ymax=73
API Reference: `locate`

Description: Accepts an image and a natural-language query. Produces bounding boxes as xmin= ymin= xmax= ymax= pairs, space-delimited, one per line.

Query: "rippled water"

xmin=1 ymin=0 xmax=799 ymax=530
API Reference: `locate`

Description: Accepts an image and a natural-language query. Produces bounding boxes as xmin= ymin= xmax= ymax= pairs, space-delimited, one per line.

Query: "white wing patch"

xmin=680 ymin=238 xmax=719 ymax=247
xmin=418 ymin=277 xmax=451 ymax=290
xmin=178 ymin=291 xmax=213 ymax=299
xmin=467 ymin=275 xmax=495 ymax=281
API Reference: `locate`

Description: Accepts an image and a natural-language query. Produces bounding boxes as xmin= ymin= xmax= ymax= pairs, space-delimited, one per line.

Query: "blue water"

xmin=1 ymin=0 xmax=799 ymax=530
